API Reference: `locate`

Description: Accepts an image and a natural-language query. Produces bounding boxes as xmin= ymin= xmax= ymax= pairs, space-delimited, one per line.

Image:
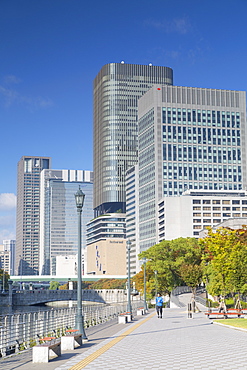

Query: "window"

xmin=193 ymin=219 xmax=201 ymax=223
xmin=212 ymin=200 xmax=220 ymax=204
xmin=222 ymin=200 xmax=230 ymax=204
xmin=193 ymin=200 xmax=201 ymax=204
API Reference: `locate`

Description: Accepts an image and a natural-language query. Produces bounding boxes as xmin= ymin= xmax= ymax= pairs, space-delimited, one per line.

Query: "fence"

xmin=0 ymin=300 xmax=143 ymax=357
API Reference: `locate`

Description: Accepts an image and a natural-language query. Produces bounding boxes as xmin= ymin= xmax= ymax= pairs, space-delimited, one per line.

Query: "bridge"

xmin=9 ymin=289 xmax=128 ymax=306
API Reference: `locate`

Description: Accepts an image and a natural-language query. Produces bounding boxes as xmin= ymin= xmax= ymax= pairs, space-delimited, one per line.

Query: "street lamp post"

xmin=142 ymin=258 xmax=148 ymax=312
xmin=126 ymin=240 xmax=132 ymax=315
xmin=74 ymin=187 xmax=87 ymax=340
xmin=154 ymin=270 xmax=158 ymax=296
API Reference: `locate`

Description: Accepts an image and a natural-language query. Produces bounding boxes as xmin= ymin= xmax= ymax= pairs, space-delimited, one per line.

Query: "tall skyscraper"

xmin=93 ymin=62 xmax=173 ymax=216
xmin=16 ymin=156 xmax=51 ymax=275
xmin=39 ymin=169 xmax=93 ymax=275
xmin=136 ymin=85 xmax=247 ymax=254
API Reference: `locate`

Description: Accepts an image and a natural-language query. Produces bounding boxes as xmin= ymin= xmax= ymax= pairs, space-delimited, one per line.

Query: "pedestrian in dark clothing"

xmin=156 ymin=293 xmax=163 ymax=318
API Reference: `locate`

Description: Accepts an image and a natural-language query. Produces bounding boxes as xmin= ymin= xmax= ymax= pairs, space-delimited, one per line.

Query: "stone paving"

xmin=2 ymin=295 xmax=247 ymax=370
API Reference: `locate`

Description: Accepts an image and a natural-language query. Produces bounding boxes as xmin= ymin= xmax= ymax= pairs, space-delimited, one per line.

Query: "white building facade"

xmin=158 ymin=190 xmax=247 ymax=241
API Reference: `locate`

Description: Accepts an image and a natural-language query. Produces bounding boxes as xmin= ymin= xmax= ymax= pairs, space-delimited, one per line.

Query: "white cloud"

xmin=0 ymin=193 xmax=16 ymax=210
xmin=0 ymin=75 xmax=53 ymax=109
xmin=0 ymin=213 xmax=16 ymax=243
xmin=145 ymin=17 xmax=191 ymax=35
xmin=4 ymin=75 xmax=22 ymax=85
xmin=0 ymin=228 xmax=16 ymax=243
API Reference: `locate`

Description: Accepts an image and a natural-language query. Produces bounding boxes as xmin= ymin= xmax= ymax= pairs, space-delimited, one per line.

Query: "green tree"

xmin=49 ymin=281 xmax=60 ymax=290
xmin=0 ymin=269 xmax=10 ymax=291
xmin=200 ymin=226 xmax=247 ymax=308
xmin=139 ymin=237 xmax=202 ymax=297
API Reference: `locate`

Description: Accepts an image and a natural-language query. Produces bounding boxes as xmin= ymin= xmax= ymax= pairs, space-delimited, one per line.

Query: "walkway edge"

xmin=213 ymin=321 xmax=247 ymax=332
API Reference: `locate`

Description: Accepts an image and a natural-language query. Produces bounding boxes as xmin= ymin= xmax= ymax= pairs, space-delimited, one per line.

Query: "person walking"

xmin=156 ymin=293 xmax=163 ymax=318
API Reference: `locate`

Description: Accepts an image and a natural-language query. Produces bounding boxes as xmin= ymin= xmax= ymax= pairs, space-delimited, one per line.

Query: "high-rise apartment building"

xmin=16 ymin=156 xmax=51 ymax=275
xmin=39 ymin=169 xmax=93 ymax=275
xmin=136 ymin=85 xmax=247 ymax=254
xmin=3 ymin=240 xmax=16 ymax=275
xmin=93 ymin=62 xmax=173 ymax=216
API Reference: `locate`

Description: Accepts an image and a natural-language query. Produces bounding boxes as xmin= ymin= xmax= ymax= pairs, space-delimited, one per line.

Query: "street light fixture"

xmin=74 ymin=186 xmax=87 ymax=341
xmin=126 ymin=240 xmax=132 ymax=315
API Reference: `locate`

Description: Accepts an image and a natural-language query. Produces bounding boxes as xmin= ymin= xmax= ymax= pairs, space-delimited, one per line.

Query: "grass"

xmin=214 ymin=318 xmax=247 ymax=329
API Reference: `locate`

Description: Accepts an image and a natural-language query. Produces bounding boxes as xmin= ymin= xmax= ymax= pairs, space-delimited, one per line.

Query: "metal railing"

xmin=171 ymin=286 xmax=192 ymax=296
xmin=0 ymin=300 xmax=143 ymax=357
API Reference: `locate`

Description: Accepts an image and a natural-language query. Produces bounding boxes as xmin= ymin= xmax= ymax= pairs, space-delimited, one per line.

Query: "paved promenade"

xmin=2 ymin=296 xmax=247 ymax=370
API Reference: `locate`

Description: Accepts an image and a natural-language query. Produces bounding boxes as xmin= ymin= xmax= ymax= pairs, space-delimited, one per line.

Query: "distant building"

xmin=39 ymin=169 xmax=93 ymax=275
xmin=0 ymin=245 xmax=10 ymax=276
xmin=16 ymin=156 xmax=51 ymax=275
xmin=3 ymin=240 xmax=15 ymax=275
xmin=55 ymin=255 xmax=77 ymax=276
xmin=158 ymin=190 xmax=247 ymax=241
xmin=199 ymin=216 xmax=247 ymax=238
xmin=86 ymin=213 xmax=126 ymax=275
xmin=86 ymin=240 xmax=126 ymax=276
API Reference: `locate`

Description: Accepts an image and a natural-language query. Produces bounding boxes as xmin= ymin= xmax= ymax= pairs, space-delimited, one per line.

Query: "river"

xmin=0 ymin=301 xmax=76 ymax=316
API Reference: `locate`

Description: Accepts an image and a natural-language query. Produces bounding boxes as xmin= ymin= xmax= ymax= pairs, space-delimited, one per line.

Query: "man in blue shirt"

xmin=156 ymin=293 xmax=163 ymax=318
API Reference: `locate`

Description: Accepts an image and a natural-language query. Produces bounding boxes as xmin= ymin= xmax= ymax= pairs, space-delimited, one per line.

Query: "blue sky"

xmin=1 ymin=0 xmax=247 ymax=241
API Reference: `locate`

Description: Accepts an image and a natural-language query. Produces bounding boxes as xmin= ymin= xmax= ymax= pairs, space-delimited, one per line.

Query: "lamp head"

xmin=75 ymin=186 xmax=85 ymax=210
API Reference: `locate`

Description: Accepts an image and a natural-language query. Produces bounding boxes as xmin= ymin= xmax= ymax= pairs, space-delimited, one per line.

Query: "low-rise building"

xmin=158 ymin=190 xmax=247 ymax=241
xmin=86 ymin=213 xmax=126 ymax=275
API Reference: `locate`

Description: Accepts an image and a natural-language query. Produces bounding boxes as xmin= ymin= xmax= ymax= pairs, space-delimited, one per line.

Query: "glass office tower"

xmin=39 ymin=169 xmax=93 ymax=275
xmin=93 ymin=62 xmax=173 ymax=216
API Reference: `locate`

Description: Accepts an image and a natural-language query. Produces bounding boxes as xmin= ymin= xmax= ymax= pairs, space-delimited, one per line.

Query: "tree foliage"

xmin=0 ymin=269 xmax=10 ymax=290
xmin=138 ymin=237 xmax=203 ymax=296
xmin=200 ymin=226 xmax=247 ymax=300
xmin=49 ymin=281 xmax=60 ymax=290
xmin=82 ymin=279 xmax=127 ymax=290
